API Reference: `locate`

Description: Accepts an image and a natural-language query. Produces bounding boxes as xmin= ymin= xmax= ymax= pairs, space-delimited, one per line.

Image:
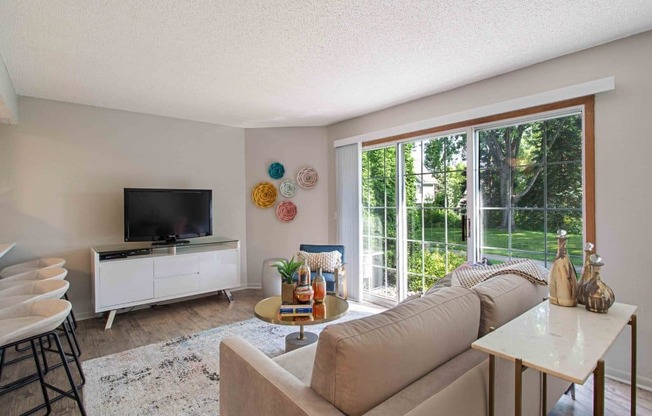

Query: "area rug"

xmin=83 ymin=309 xmax=372 ymax=416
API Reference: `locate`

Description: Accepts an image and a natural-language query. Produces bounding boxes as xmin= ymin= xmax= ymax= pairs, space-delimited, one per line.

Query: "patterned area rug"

xmin=83 ymin=309 xmax=372 ymax=416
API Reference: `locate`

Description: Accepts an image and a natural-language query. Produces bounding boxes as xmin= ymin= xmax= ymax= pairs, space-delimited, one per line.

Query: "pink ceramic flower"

xmin=276 ymin=201 xmax=297 ymax=222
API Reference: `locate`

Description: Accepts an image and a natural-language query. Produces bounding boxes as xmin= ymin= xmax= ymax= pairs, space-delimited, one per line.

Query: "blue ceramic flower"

xmin=268 ymin=162 xmax=285 ymax=179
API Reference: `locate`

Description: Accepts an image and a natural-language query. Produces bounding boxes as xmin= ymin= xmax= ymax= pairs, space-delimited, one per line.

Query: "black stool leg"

xmin=52 ymin=333 xmax=86 ymax=416
xmin=63 ymin=293 xmax=77 ymax=331
xmin=66 ymin=315 xmax=82 ymax=357
xmin=40 ymin=336 xmax=50 ymax=374
xmin=29 ymin=339 xmax=52 ymax=416
xmin=0 ymin=347 xmax=4 ymax=381
xmin=62 ymin=319 xmax=85 ymax=386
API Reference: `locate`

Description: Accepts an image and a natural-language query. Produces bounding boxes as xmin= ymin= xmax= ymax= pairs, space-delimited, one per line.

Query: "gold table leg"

xmin=542 ymin=373 xmax=547 ymax=416
xmin=489 ymin=354 xmax=495 ymax=416
xmin=630 ymin=314 xmax=637 ymax=416
xmin=594 ymin=359 xmax=605 ymax=416
xmin=515 ymin=358 xmax=523 ymax=416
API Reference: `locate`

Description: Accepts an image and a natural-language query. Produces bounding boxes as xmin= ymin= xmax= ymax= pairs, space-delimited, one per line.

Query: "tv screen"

xmin=124 ymin=188 xmax=212 ymax=242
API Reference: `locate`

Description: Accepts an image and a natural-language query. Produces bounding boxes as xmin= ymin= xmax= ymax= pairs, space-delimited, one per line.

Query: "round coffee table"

xmin=254 ymin=295 xmax=349 ymax=351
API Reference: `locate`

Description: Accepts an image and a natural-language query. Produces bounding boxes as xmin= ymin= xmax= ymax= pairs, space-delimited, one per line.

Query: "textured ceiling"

xmin=0 ymin=1 xmax=651 ymax=128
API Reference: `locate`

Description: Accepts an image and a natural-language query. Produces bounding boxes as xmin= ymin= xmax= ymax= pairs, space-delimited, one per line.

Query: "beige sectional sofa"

xmin=220 ymin=274 xmax=570 ymax=415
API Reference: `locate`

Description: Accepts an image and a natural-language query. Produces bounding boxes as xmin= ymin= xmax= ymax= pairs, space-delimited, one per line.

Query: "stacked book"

xmin=279 ymin=304 xmax=313 ymax=317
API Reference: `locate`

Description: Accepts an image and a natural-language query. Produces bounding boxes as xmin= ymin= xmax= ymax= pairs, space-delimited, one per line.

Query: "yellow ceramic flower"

xmin=252 ymin=182 xmax=277 ymax=208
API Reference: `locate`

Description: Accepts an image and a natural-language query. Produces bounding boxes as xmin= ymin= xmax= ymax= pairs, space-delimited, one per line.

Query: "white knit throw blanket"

xmin=452 ymin=259 xmax=548 ymax=288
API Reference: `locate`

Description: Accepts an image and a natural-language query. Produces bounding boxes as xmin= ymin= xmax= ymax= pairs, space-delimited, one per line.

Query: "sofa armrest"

xmin=220 ymin=336 xmax=345 ymax=416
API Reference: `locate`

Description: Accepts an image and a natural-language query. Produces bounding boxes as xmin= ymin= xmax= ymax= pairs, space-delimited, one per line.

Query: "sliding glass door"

xmin=361 ymin=107 xmax=587 ymax=305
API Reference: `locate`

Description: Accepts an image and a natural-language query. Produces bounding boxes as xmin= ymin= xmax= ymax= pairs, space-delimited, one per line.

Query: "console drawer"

xmin=99 ymin=258 xmax=154 ymax=307
xmin=154 ymin=274 xmax=200 ymax=298
xmin=154 ymin=254 xmax=199 ymax=279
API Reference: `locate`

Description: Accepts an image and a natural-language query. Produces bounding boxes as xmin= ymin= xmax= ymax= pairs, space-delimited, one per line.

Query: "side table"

xmin=472 ymin=301 xmax=637 ymax=416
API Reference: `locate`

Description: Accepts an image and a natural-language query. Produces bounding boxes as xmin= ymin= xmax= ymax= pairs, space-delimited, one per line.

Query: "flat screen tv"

xmin=124 ymin=188 xmax=212 ymax=244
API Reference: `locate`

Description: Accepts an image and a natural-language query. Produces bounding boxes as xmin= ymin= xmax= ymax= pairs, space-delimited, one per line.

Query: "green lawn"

xmin=422 ymin=227 xmax=583 ymax=263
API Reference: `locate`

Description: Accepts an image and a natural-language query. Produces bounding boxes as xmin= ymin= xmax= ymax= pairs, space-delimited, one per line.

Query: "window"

xmin=477 ymin=112 xmax=584 ymax=266
xmin=360 ymin=97 xmax=594 ymax=305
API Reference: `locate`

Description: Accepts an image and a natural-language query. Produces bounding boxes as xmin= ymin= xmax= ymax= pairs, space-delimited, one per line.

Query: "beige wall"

xmin=328 ymin=30 xmax=652 ymax=387
xmin=245 ymin=127 xmax=329 ymax=286
xmin=0 ymin=97 xmax=247 ymax=318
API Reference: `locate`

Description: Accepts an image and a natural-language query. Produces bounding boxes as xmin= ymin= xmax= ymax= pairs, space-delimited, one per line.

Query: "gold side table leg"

xmin=594 ymin=359 xmax=605 ymax=416
xmin=630 ymin=314 xmax=637 ymax=416
xmin=515 ymin=358 xmax=523 ymax=416
xmin=542 ymin=373 xmax=547 ymax=416
xmin=489 ymin=354 xmax=495 ymax=416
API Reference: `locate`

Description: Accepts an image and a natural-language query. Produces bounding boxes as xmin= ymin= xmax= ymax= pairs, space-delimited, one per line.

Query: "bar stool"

xmin=0 ymin=268 xmax=68 ymax=290
xmin=0 ymin=280 xmax=70 ymax=309
xmin=0 ymin=299 xmax=86 ymax=415
xmin=0 ymin=257 xmax=66 ymax=278
xmin=0 ymin=281 xmax=81 ymax=376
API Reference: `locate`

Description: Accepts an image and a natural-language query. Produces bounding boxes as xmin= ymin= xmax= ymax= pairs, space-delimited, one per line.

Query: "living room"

xmin=0 ymin=1 xmax=651 ymax=415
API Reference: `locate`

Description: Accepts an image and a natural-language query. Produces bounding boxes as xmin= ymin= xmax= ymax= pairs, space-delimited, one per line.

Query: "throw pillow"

xmin=296 ymin=250 xmax=342 ymax=273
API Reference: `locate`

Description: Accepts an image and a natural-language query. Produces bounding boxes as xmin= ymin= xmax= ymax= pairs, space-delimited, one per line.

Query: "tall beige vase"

xmin=577 ymin=242 xmax=595 ymax=305
xmin=549 ymin=229 xmax=578 ymax=307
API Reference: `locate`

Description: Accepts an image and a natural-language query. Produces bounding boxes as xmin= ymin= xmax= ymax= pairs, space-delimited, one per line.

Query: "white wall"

xmin=328 ymin=30 xmax=652 ymax=388
xmin=245 ymin=127 xmax=329 ymax=286
xmin=0 ymin=52 xmax=17 ymax=123
xmin=0 ymin=97 xmax=247 ymax=318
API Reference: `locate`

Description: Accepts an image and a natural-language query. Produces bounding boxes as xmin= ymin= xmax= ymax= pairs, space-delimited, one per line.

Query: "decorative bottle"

xmin=294 ymin=263 xmax=314 ymax=304
xmin=577 ymin=242 xmax=595 ymax=305
xmin=581 ymin=254 xmax=615 ymax=313
xmin=312 ymin=268 xmax=326 ymax=303
xmin=548 ymin=229 xmax=578 ymax=307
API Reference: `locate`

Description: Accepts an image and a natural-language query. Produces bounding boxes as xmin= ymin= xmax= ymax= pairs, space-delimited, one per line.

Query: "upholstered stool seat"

xmin=0 ymin=280 xmax=70 ymax=310
xmin=0 ymin=258 xmax=66 ymax=278
xmin=0 ymin=268 xmax=68 ymax=290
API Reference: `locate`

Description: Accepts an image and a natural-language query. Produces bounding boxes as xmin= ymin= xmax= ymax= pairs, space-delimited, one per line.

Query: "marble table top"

xmin=0 ymin=242 xmax=16 ymax=259
xmin=472 ymin=300 xmax=637 ymax=384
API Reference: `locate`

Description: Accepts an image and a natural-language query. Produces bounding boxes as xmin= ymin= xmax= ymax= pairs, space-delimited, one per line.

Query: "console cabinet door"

xmin=99 ymin=258 xmax=154 ymax=308
xmin=199 ymin=249 xmax=239 ymax=291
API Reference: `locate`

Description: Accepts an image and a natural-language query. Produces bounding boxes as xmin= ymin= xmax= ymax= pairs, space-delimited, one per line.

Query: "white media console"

xmin=91 ymin=237 xmax=240 ymax=329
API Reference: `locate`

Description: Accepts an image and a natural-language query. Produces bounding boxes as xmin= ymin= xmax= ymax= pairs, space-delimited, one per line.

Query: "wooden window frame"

xmin=362 ymin=96 xmax=596 ymax=247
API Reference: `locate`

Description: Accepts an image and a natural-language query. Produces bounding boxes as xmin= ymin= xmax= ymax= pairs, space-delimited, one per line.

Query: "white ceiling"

xmin=1 ymin=1 xmax=651 ymax=128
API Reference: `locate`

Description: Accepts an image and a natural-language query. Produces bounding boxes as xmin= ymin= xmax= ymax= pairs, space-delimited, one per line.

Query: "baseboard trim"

xmin=606 ymin=366 xmax=652 ymax=392
xmin=74 ymin=285 xmax=260 ymax=322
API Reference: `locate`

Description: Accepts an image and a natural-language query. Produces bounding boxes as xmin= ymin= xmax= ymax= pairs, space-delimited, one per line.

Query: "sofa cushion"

xmin=310 ymin=286 xmax=480 ymax=416
xmin=471 ymin=273 xmax=546 ymax=337
xmin=273 ymin=343 xmax=318 ymax=385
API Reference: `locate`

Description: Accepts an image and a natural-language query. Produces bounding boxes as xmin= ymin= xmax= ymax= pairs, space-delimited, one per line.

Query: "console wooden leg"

xmin=104 ymin=310 xmax=116 ymax=330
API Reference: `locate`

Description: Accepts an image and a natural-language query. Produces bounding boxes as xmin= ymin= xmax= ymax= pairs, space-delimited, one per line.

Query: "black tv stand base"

xmin=152 ymin=240 xmax=190 ymax=246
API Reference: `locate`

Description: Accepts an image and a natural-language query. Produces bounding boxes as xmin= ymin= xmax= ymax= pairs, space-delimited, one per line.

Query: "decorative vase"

xmin=281 ymin=282 xmax=297 ymax=304
xmin=312 ymin=267 xmax=326 ymax=303
xmin=581 ymin=254 xmax=615 ymax=313
xmin=313 ymin=302 xmax=326 ymax=320
xmin=577 ymin=242 xmax=595 ymax=305
xmin=294 ymin=263 xmax=313 ymax=304
xmin=548 ymin=229 xmax=578 ymax=307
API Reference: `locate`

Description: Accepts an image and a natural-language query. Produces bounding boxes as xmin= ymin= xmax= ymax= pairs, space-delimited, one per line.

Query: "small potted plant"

xmin=272 ymin=256 xmax=303 ymax=304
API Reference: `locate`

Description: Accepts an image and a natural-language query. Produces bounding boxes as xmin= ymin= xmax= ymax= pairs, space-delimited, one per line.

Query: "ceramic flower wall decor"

xmin=276 ymin=201 xmax=297 ymax=222
xmin=268 ymin=162 xmax=285 ymax=179
xmin=252 ymin=182 xmax=277 ymax=208
xmin=279 ymin=180 xmax=297 ymax=197
xmin=297 ymin=167 xmax=318 ymax=189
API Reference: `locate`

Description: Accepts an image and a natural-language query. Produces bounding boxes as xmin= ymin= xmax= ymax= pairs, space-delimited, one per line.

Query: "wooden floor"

xmin=0 ymin=289 xmax=650 ymax=415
